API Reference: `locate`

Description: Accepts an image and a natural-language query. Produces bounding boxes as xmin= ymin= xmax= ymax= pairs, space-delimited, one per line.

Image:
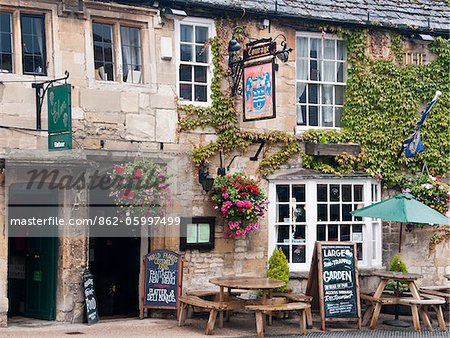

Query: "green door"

xmin=8 ymin=184 xmax=59 ymax=321
xmin=25 ymin=237 xmax=58 ymax=320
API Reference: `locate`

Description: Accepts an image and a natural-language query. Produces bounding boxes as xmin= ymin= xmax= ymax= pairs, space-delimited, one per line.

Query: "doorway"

xmin=7 ymin=184 xmax=59 ymax=321
xmin=88 ymin=183 xmax=141 ymax=318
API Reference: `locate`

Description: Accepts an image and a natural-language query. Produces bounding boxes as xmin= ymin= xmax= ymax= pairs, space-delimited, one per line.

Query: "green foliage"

xmin=386 ymin=254 xmax=409 ymax=292
xmin=267 ymin=248 xmax=289 ymax=293
xmin=177 ymin=21 xmax=450 ymax=187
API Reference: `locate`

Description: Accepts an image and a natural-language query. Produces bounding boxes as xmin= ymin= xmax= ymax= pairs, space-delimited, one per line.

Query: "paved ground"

xmin=0 ymin=313 xmax=448 ymax=338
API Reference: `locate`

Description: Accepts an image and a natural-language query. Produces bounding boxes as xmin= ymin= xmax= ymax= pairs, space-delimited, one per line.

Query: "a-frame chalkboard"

xmin=306 ymin=241 xmax=361 ymax=331
xmin=140 ymin=250 xmax=183 ymax=320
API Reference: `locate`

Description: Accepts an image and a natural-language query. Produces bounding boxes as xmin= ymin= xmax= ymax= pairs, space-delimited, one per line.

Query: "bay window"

xmin=269 ymin=179 xmax=381 ymax=271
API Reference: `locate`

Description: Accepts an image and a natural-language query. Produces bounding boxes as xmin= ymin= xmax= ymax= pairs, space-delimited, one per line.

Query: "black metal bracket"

xmin=32 ymin=70 xmax=70 ymax=130
xmin=250 ymin=140 xmax=266 ymax=161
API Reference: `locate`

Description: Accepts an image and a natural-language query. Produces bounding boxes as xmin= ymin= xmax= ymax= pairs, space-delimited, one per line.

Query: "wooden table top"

xmin=209 ymin=276 xmax=285 ymax=290
xmin=373 ymin=271 xmax=422 ymax=281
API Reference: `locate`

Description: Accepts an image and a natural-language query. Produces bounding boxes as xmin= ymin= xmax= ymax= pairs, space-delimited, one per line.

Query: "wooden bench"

xmin=271 ymin=293 xmax=313 ymax=328
xmin=397 ymin=295 xmax=446 ymax=332
xmin=187 ymin=290 xmax=243 ymax=300
xmin=178 ymin=295 xmax=228 ymax=335
xmin=245 ymin=302 xmax=311 ymax=337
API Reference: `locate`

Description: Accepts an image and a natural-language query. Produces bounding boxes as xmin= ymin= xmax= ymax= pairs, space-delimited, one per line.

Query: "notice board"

xmin=306 ymin=241 xmax=361 ymax=330
xmin=140 ymin=250 xmax=182 ymax=319
xmin=82 ymin=269 xmax=99 ymax=325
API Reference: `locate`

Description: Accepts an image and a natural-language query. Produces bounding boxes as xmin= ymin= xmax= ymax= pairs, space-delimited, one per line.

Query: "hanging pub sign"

xmin=140 ymin=250 xmax=183 ymax=319
xmin=306 ymin=241 xmax=361 ymax=331
xmin=47 ymin=83 xmax=72 ymax=151
xmin=243 ymin=59 xmax=276 ymax=121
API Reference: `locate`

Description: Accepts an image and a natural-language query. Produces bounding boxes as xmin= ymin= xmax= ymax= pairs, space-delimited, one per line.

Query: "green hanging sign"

xmin=48 ymin=84 xmax=72 ymax=151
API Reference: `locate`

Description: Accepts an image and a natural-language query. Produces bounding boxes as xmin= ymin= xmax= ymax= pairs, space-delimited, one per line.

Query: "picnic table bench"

xmin=245 ymin=302 xmax=311 ymax=337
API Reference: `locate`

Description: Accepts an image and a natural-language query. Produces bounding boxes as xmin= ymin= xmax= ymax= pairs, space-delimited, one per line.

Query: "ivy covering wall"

xmin=178 ymin=20 xmax=450 ymax=188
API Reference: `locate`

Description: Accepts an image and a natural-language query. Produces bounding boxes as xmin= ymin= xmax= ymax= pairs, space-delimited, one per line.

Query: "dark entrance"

xmin=88 ymin=184 xmax=140 ymax=318
xmin=7 ymin=185 xmax=59 ymax=321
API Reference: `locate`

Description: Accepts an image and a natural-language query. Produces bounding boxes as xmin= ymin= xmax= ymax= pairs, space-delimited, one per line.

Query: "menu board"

xmin=306 ymin=241 xmax=361 ymax=331
xmin=140 ymin=250 xmax=182 ymax=319
xmin=82 ymin=269 xmax=99 ymax=325
xmin=321 ymin=244 xmax=358 ymax=318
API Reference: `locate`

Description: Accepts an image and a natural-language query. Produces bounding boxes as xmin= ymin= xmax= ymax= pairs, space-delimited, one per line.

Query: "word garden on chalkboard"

xmin=82 ymin=269 xmax=99 ymax=325
xmin=306 ymin=241 xmax=361 ymax=331
xmin=140 ymin=250 xmax=183 ymax=319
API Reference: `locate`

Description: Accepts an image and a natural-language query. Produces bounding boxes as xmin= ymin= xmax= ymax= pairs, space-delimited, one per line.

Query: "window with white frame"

xmin=269 ymin=179 xmax=381 ymax=271
xmin=0 ymin=10 xmax=48 ymax=76
xmin=177 ymin=18 xmax=213 ymax=104
xmin=0 ymin=12 xmax=13 ymax=73
xmin=92 ymin=22 xmax=143 ymax=83
xmin=296 ymin=33 xmax=347 ymax=128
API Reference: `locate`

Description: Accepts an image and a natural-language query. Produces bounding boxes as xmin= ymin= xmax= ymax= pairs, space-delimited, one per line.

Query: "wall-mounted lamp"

xmin=160 ymin=7 xmax=187 ymax=18
xmin=228 ymin=27 xmax=292 ymax=96
xmin=199 ymin=165 xmax=214 ymax=192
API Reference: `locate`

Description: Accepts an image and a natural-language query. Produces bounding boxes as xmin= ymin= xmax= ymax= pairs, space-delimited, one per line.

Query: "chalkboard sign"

xmin=83 ymin=269 xmax=99 ymax=325
xmin=306 ymin=242 xmax=361 ymax=331
xmin=140 ymin=250 xmax=182 ymax=319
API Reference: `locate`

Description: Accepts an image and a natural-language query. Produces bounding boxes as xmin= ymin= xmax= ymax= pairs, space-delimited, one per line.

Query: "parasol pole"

xmin=398 ymin=222 xmax=403 ymax=253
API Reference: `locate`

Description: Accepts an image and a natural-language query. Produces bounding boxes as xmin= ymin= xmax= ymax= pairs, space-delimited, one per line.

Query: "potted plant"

xmin=210 ymin=173 xmax=268 ymax=238
xmin=382 ymin=255 xmax=411 ymax=316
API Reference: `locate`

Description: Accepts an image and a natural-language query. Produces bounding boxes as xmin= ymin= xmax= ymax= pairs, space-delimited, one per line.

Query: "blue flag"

xmin=404 ymin=91 xmax=441 ymax=158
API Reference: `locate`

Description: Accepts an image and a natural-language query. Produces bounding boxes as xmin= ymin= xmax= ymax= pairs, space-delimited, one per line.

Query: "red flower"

xmin=114 ymin=165 xmax=124 ymax=174
xmin=134 ymin=168 xmax=143 ymax=179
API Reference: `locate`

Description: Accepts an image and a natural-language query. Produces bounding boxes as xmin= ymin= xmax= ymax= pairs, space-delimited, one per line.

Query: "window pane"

xmin=195 ymin=45 xmax=208 ymax=63
xmin=322 ymin=106 xmax=333 ymax=127
xmin=296 ymin=59 xmax=307 ymax=80
xmin=292 ymin=185 xmax=305 ymax=202
xmin=297 ymin=105 xmax=306 ymax=126
xmin=317 ymin=184 xmax=327 ymax=202
xmin=335 ymin=86 xmax=345 ymax=105
xmin=104 ymin=63 xmax=114 ymax=81
xmin=328 ymin=225 xmax=338 ymax=241
xmin=356 ymin=243 xmax=363 ymax=260
xmin=0 ymin=12 xmax=11 ymax=32
xmin=308 ymin=84 xmax=318 ymax=103
xmin=309 ymin=106 xmax=318 ymax=126
xmin=330 ymin=204 xmax=340 ymax=221
xmin=317 ymin=204 xmax=328 ymax=221
xmin=1 ymin=53 xmax=12 ymax=72
xmin=297 ymin=37 xmax=308 ymax=57
xmin=179 ymin=65 xmax=192 ymax=82
xmin=21 ymin=15 xmax=46 ymax=75
xmin=180 ymin=25 xmax=193 ymax=42
xmin=335 ymin=107 xmax=343 ymax=128
xmin=342 ymin=185 xmax=352 ymax=201
xmin=341 ymin=224 xmax=351 ymax=241
xmin=1 ymin=32 xmax=11 ymax=52
xmin=194 ymin=85 xmax=207 ymax=102
xmin=194 ymin=66 xmax=207 ymax=83
xmin=295 ymin=204 xmax=305 ymax=222
xmin=180 ymin=83 xmax=192 ymax=101
xmin=317 ymin=225 xmax=326 ymax=241
xmin=278 ymin=245 xmax=290 ymax=262
xmin=322 ymin=84 xmax=333 ymax=105
xmin=195 ymin=26 xmax=208 ymax=43
xmin=342 ymin=204 xmax=352 ymax=221
xmin=278 ymin=204 xmax=289 ymax=223
xmin=292 ymin=245 xmax=306 ymax=263
xmin=337 ymin=40 xmax=346 ymax=60
xmin=297 ymin=83 xmax=307 ymax=103
xmin=310 ymin=38 xmax=321 ymax=59
xmin=310 ymin=60 xmax=320 ymax=81
xmin=323 ymin=61 xmax=335 ymax=82
xmin=121 ymin=27 xmax=141 ymax=83
xmin=180 ymin=43 xmax=192 ymax=62
xmin=330 ymin=184 xmax=340 ymax=201
xmin=276 ymin=185 xmax=289 ymax=202
xmin=92 ymin=23 xmax=113 ymax=81
xmin=337 ymin=62 xmax=345 ymax=82
xmin=324 ymin=39 xmax=335 ymax=59
xmin=354 ymin=185 xmax=363 ymax=202
xmin=277 ymin=225 xmax=290 ymax=243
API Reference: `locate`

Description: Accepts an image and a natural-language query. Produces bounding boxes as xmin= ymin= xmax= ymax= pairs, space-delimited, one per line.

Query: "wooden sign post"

xmin=306 ymin=241 xmax=361 ymax=330
xmin=140 ymin=250 xmax=183 ymax=319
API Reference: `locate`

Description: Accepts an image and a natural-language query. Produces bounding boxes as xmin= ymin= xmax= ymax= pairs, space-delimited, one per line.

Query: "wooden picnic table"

xmin=209 ymin=276 xmax=284 ymax=328
xmin=362 ymin=271 xmax=446 ymax=332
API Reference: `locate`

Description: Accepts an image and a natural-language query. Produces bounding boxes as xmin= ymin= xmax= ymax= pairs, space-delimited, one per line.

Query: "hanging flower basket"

xmin=109 ymin=159 xmax=171 ymax=218
xmin=210 ymin=173 xmax=268 ymax=239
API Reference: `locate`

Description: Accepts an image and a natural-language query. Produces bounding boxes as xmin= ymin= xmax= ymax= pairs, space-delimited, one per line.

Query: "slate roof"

xmin=179 ymin=0 xmax=450 ymax=34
